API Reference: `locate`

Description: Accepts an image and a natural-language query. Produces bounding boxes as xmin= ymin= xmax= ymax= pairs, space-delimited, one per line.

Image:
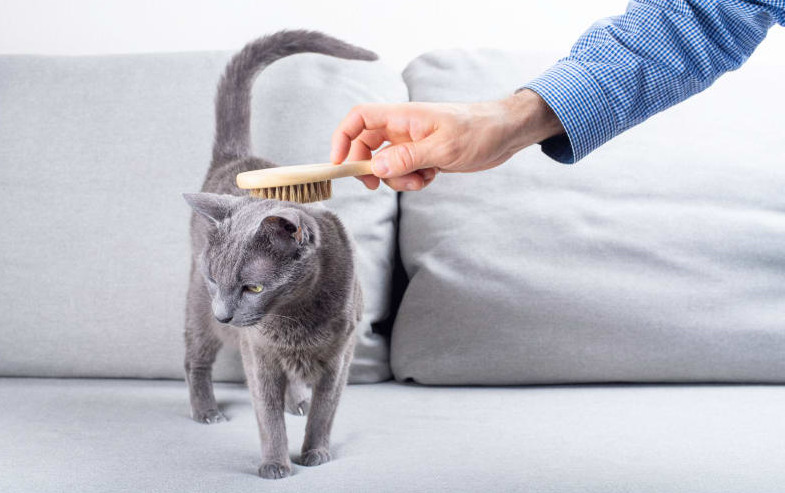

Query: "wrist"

xmin=499 ymin=89 xmax=564 ymax=154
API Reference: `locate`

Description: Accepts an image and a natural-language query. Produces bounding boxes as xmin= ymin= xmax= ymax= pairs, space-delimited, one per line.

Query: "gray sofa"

xmin=2 ymin=42 xmax=784 ymax=493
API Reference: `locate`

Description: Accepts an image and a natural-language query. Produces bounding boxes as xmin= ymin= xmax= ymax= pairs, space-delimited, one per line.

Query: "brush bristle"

xmin=248 ymin=180 xmax=332 ymax=203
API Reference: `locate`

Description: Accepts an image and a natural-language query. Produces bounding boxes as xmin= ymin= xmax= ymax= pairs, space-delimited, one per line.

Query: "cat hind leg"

xmin=284 ymin=377 xmax=311 ymax=416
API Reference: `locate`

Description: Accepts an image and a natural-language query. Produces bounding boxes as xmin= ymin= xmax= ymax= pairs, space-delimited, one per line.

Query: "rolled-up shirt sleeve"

xmin=521 ymin=0 xmax=785 ymax=164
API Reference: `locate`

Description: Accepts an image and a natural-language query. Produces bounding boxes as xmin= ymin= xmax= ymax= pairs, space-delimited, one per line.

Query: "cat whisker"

xmin=262 ymin=313 xmax=300 ymax=324
xmin=246 ymin=313 xmax=302 ymax=333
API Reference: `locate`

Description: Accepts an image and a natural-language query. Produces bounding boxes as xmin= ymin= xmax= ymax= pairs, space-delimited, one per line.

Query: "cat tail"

xmin=211 ymin=29 xmax=378 ymax=166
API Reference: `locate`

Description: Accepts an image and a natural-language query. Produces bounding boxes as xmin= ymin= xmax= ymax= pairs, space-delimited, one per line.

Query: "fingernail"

xmin=372 ymin=156 xmax=389 ymax=177
xmin=406 ymin=182 xmax=417 ymax=191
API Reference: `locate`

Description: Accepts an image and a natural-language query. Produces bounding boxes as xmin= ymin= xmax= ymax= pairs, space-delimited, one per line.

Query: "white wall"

xmin=1 ymin=0 xmax=783 ymax=71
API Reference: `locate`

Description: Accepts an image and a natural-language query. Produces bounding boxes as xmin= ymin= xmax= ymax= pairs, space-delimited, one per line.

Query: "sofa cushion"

xmin=0 ymin=50 xmax=406 ymax=382
xmin=2 ymin=377 xmax=784 ymax=492
xmin=392 ymin=48 xmax=785 ymax=384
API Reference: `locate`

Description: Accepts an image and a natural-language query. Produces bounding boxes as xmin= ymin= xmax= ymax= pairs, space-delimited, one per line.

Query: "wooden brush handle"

xmin=236 ymin=160 xmax=373 ymax=189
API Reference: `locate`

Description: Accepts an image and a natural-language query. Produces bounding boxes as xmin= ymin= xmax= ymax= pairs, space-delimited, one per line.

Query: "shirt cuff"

xmin=518 ymin=60 xmax=616 ymax=164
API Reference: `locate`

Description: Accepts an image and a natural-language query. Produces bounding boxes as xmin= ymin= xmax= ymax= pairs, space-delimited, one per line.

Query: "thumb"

xmin=371 ymin=139 xmax=435 ymax=178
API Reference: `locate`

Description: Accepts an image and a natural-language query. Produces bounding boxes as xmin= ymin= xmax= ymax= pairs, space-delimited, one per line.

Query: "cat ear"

xmin=260 ymin=209 xmax=312 ymax=248
xmin=182 ymin=193 xmax=239 ymax=225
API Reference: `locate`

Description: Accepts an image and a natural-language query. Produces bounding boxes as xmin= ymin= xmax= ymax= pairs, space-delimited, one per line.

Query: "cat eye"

xmin=245 ymin=284 xmax=264 ymax=293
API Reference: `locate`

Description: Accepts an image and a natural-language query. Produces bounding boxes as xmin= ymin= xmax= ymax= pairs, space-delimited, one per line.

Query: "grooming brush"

xmin=236 ymin=160 xmax=373 ymax=203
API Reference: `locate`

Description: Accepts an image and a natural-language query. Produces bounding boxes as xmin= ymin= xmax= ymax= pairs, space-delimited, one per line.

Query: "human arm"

xmin=524 ymin=0 xmax=785 ymax=163
xmin=330 ymin=0 xmax=785 ymax=190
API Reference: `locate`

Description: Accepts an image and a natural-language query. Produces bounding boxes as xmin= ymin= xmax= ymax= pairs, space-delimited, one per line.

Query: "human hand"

xmin=330 ymin=89 xmax=564 ymax=191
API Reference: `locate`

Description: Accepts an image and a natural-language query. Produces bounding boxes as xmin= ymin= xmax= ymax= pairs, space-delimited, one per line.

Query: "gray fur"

xmin=182 ymin=30 xmax=373 ymax=479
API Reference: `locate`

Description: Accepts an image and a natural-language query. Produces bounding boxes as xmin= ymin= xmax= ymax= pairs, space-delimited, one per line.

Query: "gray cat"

xmin=182 ymin=30 xmax=376 ymax=479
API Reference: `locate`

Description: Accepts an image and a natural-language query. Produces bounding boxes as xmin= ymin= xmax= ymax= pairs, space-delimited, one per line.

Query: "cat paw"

xmin=285 ymin=399 xmax=310 ymax=416
xmin=298 ymin=448 xmax=331 ymax=467
xmin=258 ymin=462 xmax=291 ymax=480
xmin=192 ymin=408 xmax=226 ymax=424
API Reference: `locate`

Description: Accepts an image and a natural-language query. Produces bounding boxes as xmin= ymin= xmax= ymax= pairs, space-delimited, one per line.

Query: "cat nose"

xmin=212 ymin=299 xmax=233 ymax=324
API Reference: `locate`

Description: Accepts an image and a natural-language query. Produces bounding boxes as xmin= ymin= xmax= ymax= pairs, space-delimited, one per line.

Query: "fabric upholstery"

xmin=0 ymin=51 xmax=407 ymax=382
xmin=392 ymin=49 xmax=785 ymax=384
xmin=2 ymin=378 xmax=784 ymax=493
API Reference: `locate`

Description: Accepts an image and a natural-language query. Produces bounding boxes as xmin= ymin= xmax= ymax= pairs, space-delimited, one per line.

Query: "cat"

xmin=182 ymin=30 xmax=375 ymax=479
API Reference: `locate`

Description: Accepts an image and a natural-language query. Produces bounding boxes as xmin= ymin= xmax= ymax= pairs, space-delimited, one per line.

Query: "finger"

xmin=346 ymin=134 xmax=380 ymax=190
xmin=419 ymin=167 xmax=438 ymax=187
xmin=356 ymin=128 xmax=388 ymax=152
xmin=330 ymin=104 xmax=392 ymax=163
xmin=346 ymin=135 xmax=373 ymax=162
xmin=355 ymin=175 xmax=380 ymax=190
xmin=371 ymin=137 xmax=439 ymax=178
xmin=381 ymin=173 xmax=424 ymax=192
xmin=409 ymin=168 xmax=438 ymax=189
xmin=380 ymin=167 xmax=436 ymax=192
xmin=346 ymin=129 xmax=387 ymax=166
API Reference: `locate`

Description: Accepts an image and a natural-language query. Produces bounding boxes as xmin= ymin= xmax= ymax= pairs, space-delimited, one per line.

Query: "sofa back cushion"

xmin=0 ymin=51 xmax=406 ymax=382
xmin=391 ymin=49 xmax=785 ymax=384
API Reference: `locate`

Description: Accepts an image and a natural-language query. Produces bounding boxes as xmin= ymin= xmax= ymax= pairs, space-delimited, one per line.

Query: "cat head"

xmin=183 ymin=192 xmax=320 ymax=327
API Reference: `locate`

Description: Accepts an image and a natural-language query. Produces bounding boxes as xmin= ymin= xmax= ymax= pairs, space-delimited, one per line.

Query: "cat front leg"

xmin=184 ymin=283 xmax=225 ymax=424
xmin=299 ymin=339 xmax=353 ymax=467
xmin=239 ymin=338 xmax=291 ymax=479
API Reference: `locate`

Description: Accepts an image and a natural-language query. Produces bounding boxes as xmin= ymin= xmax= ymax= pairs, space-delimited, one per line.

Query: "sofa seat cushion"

xmin=2 ymin=378 xmax=784 ymax=492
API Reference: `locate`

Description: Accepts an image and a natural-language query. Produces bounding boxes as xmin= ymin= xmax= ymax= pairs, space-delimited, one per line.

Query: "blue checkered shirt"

xmin=523 ymin=0 xmax=785 ymax=164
